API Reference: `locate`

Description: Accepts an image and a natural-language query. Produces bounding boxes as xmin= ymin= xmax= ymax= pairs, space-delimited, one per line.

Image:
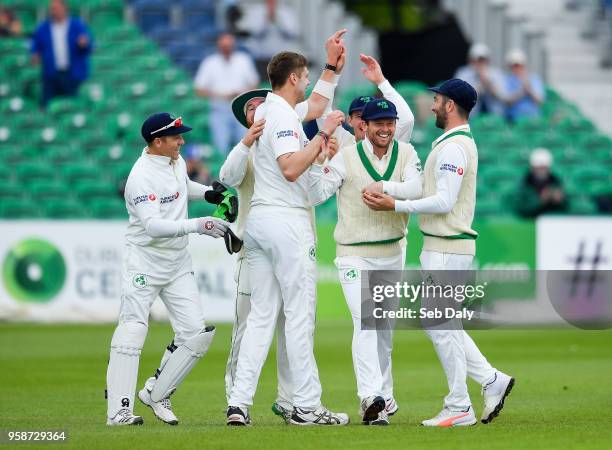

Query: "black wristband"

xmin=324 ymin=63 xmax=337 ymax=72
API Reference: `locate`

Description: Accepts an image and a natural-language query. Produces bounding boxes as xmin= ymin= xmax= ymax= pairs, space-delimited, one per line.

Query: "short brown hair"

xmin=267 ymin=52 xmax=308 ymax=90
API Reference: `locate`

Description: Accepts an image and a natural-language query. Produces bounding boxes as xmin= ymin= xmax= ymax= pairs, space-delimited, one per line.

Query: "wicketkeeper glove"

xmin=195 ymin=217 xmax=230 ymax=238
xmin=205 ymin=181 xmax=239 ymax=223
xmin=223 ymin=228 xmax=243 ymax=255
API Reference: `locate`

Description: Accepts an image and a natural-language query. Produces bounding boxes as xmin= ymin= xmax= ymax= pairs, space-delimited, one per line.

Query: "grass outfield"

xmin=1 ymin=322 xmax=611 ymax=450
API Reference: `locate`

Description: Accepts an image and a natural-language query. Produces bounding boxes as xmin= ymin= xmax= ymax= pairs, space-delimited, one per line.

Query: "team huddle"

xmin=105 ymin=30 xmax=514 ymax=428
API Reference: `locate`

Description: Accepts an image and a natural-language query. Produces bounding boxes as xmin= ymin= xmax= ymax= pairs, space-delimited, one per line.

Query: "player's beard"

xmin=434 ymin=109 xmax=448 ymax=129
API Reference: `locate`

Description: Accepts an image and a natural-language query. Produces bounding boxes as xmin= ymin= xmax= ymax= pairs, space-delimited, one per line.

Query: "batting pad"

xmin=106 ymin=321 xmax=148 ymax=418
xmin=150 ymin=326 xmax=216 ymax=402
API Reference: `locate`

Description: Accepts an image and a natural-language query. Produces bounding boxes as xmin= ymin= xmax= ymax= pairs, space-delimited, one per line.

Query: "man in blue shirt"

xmin=504 ymin=49 xmax=545 ymax=122
xmin=30 ymin=0 xmax=93 ymax=107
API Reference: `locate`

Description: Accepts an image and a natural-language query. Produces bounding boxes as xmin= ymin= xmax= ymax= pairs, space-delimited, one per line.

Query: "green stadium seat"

xmin=110 ymin=164 xmax=133 ymax=183
xmin=5 ymin=146 xmax=37 ymax=164
xmin=90 ymin=198 xmax=127 ymax=219
xmin=61 ymin=163 xmax=100 ymax=184
xmin=75 ymin=180 xmax=116 ymax=200
xmin=0 ymin=181 xmax=22 ymax=200
xmin=46 ymin=145 xmax=80 ymax=164
xmin=29 ymin=181 xmax=71 ymax=202
xmin=15 ymin=162 xmax=56 ymax=184
xmin=0 ymin=198 xmax=41 ymax=218
xmin=568 ymin=195 xmax=597 ymax=215
xmin=593 ymin=148 xmax=612 ymax=164
xmin=44 ymin=199 xmax=87 ymax=218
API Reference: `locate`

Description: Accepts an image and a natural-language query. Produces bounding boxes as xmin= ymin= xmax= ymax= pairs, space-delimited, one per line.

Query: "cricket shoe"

xmin=359 ymin=395 xmax=386 ymax=422
xmin=226 ymin=406 xmax=251 ymax=426
xmin=363 ymin=410 xmax=390 ymax=426
xmin=271 ymin=402 xmax=292 ymax=424
xmin=290 ymin=406 xmax=349 ymax=426
xmin=421 ymin=406 xmax=477 ymax=427
xmin=106 ymin=408 xmax=144 ymax=426
xmin=481 ymin=372 xmax=515 ymax=424
xmin=138 ymin=388 xmax=178 ymax=425
xmin=385 ymin=397 xmax=399 ymax=416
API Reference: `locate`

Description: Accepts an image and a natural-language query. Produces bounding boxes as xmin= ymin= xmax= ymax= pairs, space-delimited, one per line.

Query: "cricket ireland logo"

xmin=2 ymin=238 xmax=66 ymax=303
xmin=133 ymin=274 xmax=148 ymax=289
xmin=344 ymin=268 xmax=359 ymax=282
xmin=308 ymin=246 xmax=316 ymax=261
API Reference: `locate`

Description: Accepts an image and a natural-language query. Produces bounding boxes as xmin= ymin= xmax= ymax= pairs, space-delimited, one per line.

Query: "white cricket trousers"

xmin=420 ymin=250 xmax=496 ymax=411
xmin=107 ymin=245 xmax=205 ymax=418
xmin=228 ymin=206 xmax=321 ymax=409
xmin=335 ymin=254 xmax=403 ymax=400
xmin=224 ymin=257 xmax=300 ymax=411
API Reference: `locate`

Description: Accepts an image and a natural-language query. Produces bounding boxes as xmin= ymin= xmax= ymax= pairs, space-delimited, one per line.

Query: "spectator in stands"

xmin=503 ymin=49 xmax=545 ymax=122
xmin=194 ymin=32 xmax=259 ymax=154
xmin=454 ymin=42 xmax=506 ymax=116
xmin=0 ymin=6 xmax=23 ymax=37
xmin=183 ymin=144 xmax=213 ymax=185
xmin=515 ymin=148 xmax=568 ymax=218
xmin=238 ymin=0 xmax=301 ymax=79
xmin=30 ymin=0 xmax=93 ymax=107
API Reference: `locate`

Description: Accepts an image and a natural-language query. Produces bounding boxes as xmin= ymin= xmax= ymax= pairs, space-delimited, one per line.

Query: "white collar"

xmin=143 ymin=148 xmax=173 ymax=167
xmin=266 ymin=92 xmax=299 ymax=119
xmin=433 ymin=124 xmax=471 ymax=147
xmin=363 ymin=137 xmax=394 ymax=160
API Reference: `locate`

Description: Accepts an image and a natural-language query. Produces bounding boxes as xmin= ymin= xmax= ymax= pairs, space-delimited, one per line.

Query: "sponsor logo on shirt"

xmin=276 ymin=129 xmax=299 ymax=139
xmin=160 ymin=192 xmax=179 ymax=204
xmin=440 ymin=163 xmax=463 ymax=175
xmin=323 ymin=167 xmax=330 ymax=174
xmin=133 ymin=194 xmax=154 ymax=205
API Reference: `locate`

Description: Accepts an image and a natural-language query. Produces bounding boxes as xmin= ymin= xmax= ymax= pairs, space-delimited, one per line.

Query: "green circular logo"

xmin=3 ymin=238 xmax=66 ymax=303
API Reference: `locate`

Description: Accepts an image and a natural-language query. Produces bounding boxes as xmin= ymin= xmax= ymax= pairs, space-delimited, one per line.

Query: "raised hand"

xmin=321 ymin=110 xmax=345 ymax=135
xmin=242 ymin=119 xmax=265 ymax=147
xmin=327 ymin=136 xmax=339 ymax=159
xmin=325 ymin=29 xmax=348 ymax=67
xmin=359 ymin=53 xmax=385 ymax=85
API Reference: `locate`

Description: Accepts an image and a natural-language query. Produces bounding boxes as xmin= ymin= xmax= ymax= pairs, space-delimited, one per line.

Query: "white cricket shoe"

xmin=271 ymin=402 xmax=292 ymax=424
xmin=138 ymin=388 xmax=178 ymax=425
xmin=226 ymin=406 xmax=251 ymax=426
xmin=481 ymin=372 xmax=515 ymax=424
xmin=290 ymin=406 xmax=350 ymax=426
xmin=106 ymin=408 xmax=144 ymax=426
xmin=421 ymin=406 xmax=477 ymax=427
xmin=385 ymin=397 xmax=399 ymax=416
xmin=359 ymin=395 xmax=386 ymax=422
xmin=364 ymin=410 xmax=390 ymax=426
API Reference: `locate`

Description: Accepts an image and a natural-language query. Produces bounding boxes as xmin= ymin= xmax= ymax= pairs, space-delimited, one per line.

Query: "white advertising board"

xmin=0 ymin=221 xmax=237 ymax=323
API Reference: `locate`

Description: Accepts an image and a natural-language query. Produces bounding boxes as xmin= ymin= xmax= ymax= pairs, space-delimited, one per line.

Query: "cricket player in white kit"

xmin=226 ymin=49 xmax=349 ymax=426
xmin=221 ymin=31 xmax=347 ymax=423
xmin=105 ymin=113 xmax=230 ymax=426
xmin=309 ymin=98 xmax=422 ymax=425
xmin=363 ymin=79 xmax=515 ymax=427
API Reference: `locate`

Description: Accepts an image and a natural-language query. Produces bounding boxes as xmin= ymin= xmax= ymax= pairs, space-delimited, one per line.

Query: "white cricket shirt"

xmin=250 ymin=92 xmax=312 ymax=209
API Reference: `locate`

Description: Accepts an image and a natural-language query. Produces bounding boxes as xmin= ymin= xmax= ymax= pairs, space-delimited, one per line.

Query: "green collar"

xmin=433 ymin=130 xmax=474 ymax=148
xmin=356 ymin=140 xmax=399 ymax=182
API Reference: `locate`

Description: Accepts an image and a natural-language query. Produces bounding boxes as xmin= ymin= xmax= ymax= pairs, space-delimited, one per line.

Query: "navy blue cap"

xmin=141 ymin=112 xmax=192 ymax=143
xmin=348 ymin=95 xmax=374 ymax=115
xmin=361 ymin=98 xmax=399 ymax=121
xmin=428 ymin=78 xmax=478 ymax=113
